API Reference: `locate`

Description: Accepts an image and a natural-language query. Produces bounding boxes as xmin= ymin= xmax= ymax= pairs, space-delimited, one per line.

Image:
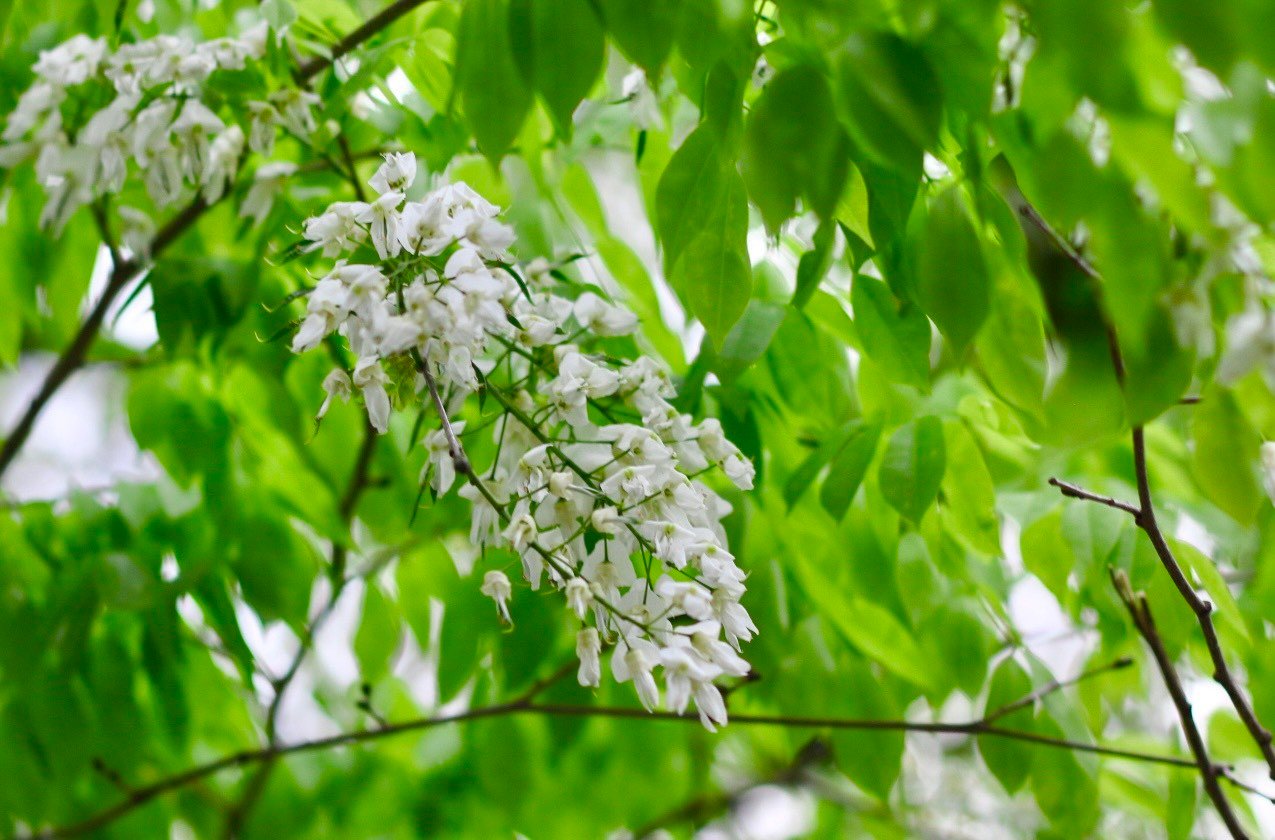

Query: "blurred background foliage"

xmin=3 ymin=0 xmax=1275 ymax=837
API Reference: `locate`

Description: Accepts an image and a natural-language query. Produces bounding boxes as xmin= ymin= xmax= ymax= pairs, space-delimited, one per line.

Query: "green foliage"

xmin=4 ymin=0 xmax=1275 ymax=837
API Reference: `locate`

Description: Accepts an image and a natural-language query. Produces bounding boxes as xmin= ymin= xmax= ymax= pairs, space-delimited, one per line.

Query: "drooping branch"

xmin=0 ymin=197 xmax=201 ymax=483
xmin=27 ymin=656 xmax=1200 ymax=840
xmin=1109 ymin=569 xmax=1248 ymax=839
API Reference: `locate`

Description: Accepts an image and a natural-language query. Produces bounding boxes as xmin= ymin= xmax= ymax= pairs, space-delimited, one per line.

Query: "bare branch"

xmin=1047 ymin=477 xmax=1141 ymax=517
xmin=1110 ymin=568 xmax=1248 ymax=839
xmin=980 ymin=656 xmax=1133 ymax=725
xmin=28 ymin=671 xmax=1202 ymax=839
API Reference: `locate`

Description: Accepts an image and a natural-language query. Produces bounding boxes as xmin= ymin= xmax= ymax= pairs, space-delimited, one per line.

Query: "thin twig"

xmin=1046 ymin=477 xmax=1141 ymax=517
xmin=980 ymin=656 xmax=1133 ymax=724
xmin=1109 ymin=569 xmax=1248 ymax=839
xmin=295 ymin=0 xmax=433 ymax=82
xmin=1053 ymin=438 xmax=1275 ymax=782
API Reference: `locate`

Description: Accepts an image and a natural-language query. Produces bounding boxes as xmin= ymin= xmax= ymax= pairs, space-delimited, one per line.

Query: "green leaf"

xmin=354 ymin=585 xmax=400 ymax=682
xmin=676 ymin=221 xmax=752 ymax=348
xmin=937 ymin=420 xmax=999 ymax=554
xmin=978 ymin=657 xmax=1035 ymax=793
xmin=878 ymin=417 xmax=946 ymax=524
xmin=836 ymin=597 xmax=936 ymax=690
xmin=1191 ymin=387 xmax=1262 ymax=524
xmin=793 ymin=221 xmax=836 ymax=309
xmin=1021 ymin=510 xmax=1072 ymax=604
xmin=819 ymin=422 xmax=881 ymax=520
xmin=832 ymin=657 xmax=904 ymax=799
xmin=597 ymin=0 xmax=678 ymax=76
xmin=742 ymin=63 xmax=849 ymax=230
xmin=656 ymin=124 xmax=747 ymax=273
xmin=916 ymin=186 xmax=990 ymax=354
xmin=835 ymin=32 xmax=942 ymax=174
xmin=456 ymin=0 xmax=532 ymax=159
xmin=517 ymin=0 xmax=604 ymax=138
xmin=851 ymin=275 xmax=931 ymax=389
xmin=713 ymin=299 xmax=786 ymax=381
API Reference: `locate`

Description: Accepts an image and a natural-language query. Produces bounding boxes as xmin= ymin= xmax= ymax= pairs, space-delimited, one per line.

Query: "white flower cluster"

xmin=292 ymin=153 xmax=758 ymax=729
xmin=0 ymin=25 xmax=311 ymax=235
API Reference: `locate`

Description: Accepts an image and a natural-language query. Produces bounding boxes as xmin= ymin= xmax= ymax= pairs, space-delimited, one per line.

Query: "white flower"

xmin=118 ymin=206 xmax=156 ymax=257
xmin=171 ymin=99 xmax=226 ymax=179
xmin=424 ymin=422 xmax=465 ymax=494
xmin=317 ymin=369 xmax=353 ymax=420
xmin=34 ymin=34 xmax=107 ymax=86
xmin=721 ymin=452 xmax=755 ymax=491
xmin=354 ymin=191 xmax=404 ymax=259
xmin=131 ymin=99 xmax=177 ymax=164
xmin=655 ymin=577 xmax=714 ymax=621
xmin=576 ymin=627 xmax=601 ymax=687
xmin=304 ymin=201 xmax=367 ymax=256
xmin=713 ymin=588 xmax=757 ymax=648
xmin=271 ymin=88 xmax=321 ymax=137
xmin=590 ymin=506 xmax=624 ymax=535
xmin=480 ymin=570 xmax=513 ymax=623
xmin=353 ymin=358 xmax=391 ymax=434
xmin=369 ymin=152 xmax=417 ymax=194
xmin=247 ymin=101 xmax=280 ymax=155
xmin=612 ymin=637 xmax=661 ymax=711
xmin=659 ymin=640 xmax=722 ymax=715
xmin=80 ymin=98 xmax=132 ymax=193
xmin=240 ymin=160 xmax=295 ymax=224
xmin=398 ymin=196 xmax=451 ymax=255
xmin=566 ymin=577 xmax=592 ymax=619
xmin=3 ymin=82 xmax=64 ymax=142
xmin=201 ymin=125 xmax=244 ymax=203
xmin=574 ymin=292 xmax=638 ymax=336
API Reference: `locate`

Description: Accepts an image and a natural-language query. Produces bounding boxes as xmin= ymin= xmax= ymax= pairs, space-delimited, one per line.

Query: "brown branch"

xmin=1053 ymin=435 xmax=1275 ymax=783
xmin=0 ymin=185 xmax=214 ymax=486
xmin=295 ymin=0 xmax=433 ymax=82
xmin=0 ymin=0 xmax=424 ymax=486
xmin=1109 ymin=569 xmax=1248 ymax=839
xmin=1047 ymin=477 xmax=1141 ymax=517
xmin=1021 ymin=193 xmax=1274 ymax=829
xmin=28 ymin=692 xmax=1201 ymax=839
xmin=1131 ymin=428 xmax=1275 ymax=781
xmin=980 ymin=656 xmax=1133 ymax=725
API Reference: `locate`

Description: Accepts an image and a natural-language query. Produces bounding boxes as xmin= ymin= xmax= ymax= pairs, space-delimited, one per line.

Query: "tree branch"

xmin=295 ymin=0 xmax=433 ymax=82
xmin=1053 ymin=434 xmax=1275 ymax=783
xmin=1046 ymin=477 xmax=1140 ymax=516
xmin=1109 ymin=568 xmax=1248 ymax=839
xmin=0 ymin=196 xmax=208 ymax=484
xmin=980 ymin=656 xmax=1132 ymax=725
xmin=0 ymin=0 xmax=427 ymax=487
xmin=28 ymin=689 xmax=1203 ymax=839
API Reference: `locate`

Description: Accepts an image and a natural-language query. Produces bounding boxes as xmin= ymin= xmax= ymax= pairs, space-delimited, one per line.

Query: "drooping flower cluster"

xmin=291 ymin=153 xmax=758 ymax=729
xmin=0 ymin=24 xmax=310 ymax=235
